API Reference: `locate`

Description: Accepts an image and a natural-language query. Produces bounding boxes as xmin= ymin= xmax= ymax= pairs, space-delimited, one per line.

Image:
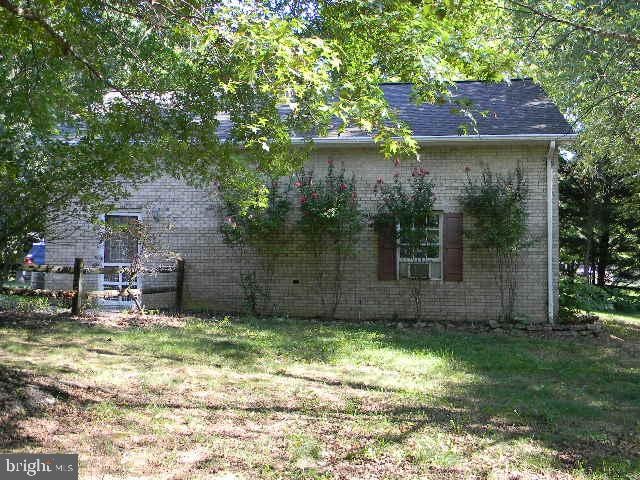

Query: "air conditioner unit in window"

xmin=407 ymin=262 xmax=430 ymax=279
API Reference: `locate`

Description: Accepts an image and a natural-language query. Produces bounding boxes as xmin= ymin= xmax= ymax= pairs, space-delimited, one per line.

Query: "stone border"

xmin=356 ymin=319 xmax=606 ymax=338
xmin=484 ymin=320 xmax=604 ymax=338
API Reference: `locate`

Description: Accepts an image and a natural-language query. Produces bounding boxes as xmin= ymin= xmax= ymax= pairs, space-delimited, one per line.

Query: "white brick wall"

xmin=45 ymin=143 xmax=558 ymax=322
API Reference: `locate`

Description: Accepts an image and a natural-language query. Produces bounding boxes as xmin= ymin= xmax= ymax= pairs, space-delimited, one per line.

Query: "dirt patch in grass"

xmin=80 ymin=310 xmax=190 ymax=329
xmin=0 ymin=309 xmax=192 ymax=330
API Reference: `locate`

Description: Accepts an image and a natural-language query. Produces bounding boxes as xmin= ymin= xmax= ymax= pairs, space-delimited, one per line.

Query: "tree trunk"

xmin=330 ymin=245 xmax=344 ymax=320
xmin=582 ymin=204 xmax=595 ymax=283
xmin=596 ymin=229 xmax=610 ymax=286
xmin=583 ymin=236 xmax=593 ymax=283
xmin=0 ymin=263 xmax=10 ymax=284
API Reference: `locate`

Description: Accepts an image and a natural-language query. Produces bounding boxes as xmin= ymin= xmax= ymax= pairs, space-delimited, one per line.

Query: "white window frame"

xmin=396 ymin=213 xmax=443 ymax=281
xmin=98 ymin=211 xmax=142 ymax=307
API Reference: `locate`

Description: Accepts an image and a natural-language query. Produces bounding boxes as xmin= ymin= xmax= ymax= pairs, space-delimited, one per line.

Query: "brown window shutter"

xmin=377 ymin=225 xmax=397 ymax=280
xmin=443 ymin=213 xmax=463 ymax=282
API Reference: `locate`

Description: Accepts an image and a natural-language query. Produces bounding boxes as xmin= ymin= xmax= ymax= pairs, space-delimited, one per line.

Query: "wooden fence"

xmin=2 ymin=257 xmax=185 ymax=314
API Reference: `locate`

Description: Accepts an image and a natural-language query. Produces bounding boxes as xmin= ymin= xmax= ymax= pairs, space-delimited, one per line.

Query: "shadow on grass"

xmin=1 ymin=312 xmax=639 ymax=476
xmin=238 ymin=317 xmax=640 ymax=474
xmin=0 ymin=364 xmax=72 ymax=449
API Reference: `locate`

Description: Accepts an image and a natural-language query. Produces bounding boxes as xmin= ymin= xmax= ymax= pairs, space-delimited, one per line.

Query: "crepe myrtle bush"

xmin=461 ymin=166 xmax=528 ymax=254
xmin=295 ymin=160 xmax=363 ymax=250
xmin=220 ymin=176 xmax=292 ymax=315
xmin=372 ymin=167 xmax=436 ymax=250
xmin=220 ymin=178 xmax=292 ymax=252
xmin=460 ymin=166 xmax=529 ymax=321
xmin=372 ymin=167 xmax=437 ymax=320
xmin=295 ymin=160 xmax=363 ymax=318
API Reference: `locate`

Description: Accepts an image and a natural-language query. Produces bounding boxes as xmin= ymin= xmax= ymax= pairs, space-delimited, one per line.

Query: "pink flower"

xmin=300 ymin=195 xmax=307 ymax=204
xmin=294 ymin=181 xmax=302 ymax=188
xmin=339 ymin=183 xmax=348 ymax=190
xmin=311 ymin=191 xmax=319 ymax=199
xmin=327 ymin=158 xmax=334 ymax=165
xmin=420 ymin=168 xmax=429 ymax=176
xmin=376 ymin=176 xmax=384 ymax=184
xmin=352 ymin=192 xmax=357 ymax=199
xmin=411 ymin=168 xmax=418 ymax=177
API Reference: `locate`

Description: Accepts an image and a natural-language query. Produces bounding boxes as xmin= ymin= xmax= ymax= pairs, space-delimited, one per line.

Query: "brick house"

xmin=45 ymin=79 xmax=574 ymax=323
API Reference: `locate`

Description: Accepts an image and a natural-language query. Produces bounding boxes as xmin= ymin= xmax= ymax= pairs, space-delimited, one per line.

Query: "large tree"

xmin=0 ymin=0 xmax=513 ymax=273
xmin=507 ymin=0 xmax=640 ymax=168
xmin=507 ymin=1 xmax=640 ymax=285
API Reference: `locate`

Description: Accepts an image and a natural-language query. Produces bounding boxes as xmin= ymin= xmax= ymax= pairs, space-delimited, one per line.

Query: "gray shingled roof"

xmin=56 ymin=79 xmax=570 ymax=144
xmin=324 ymin=79 xmax=573 ymax=138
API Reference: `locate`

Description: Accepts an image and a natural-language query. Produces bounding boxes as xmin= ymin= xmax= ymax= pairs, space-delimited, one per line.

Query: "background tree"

xmin=0 ymin=127 xmax=126 ymax=279
xmin=507 ymin=0 xmax=640 ymax=169
xmin=507 ymin=0 xmax=640 ymax=293
xmin=560 ymin=155 xmax=640 ymax=286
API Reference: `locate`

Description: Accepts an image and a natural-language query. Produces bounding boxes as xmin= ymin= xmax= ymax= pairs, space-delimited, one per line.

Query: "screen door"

xmin=102 ymin=214 xmax=140 ymax=305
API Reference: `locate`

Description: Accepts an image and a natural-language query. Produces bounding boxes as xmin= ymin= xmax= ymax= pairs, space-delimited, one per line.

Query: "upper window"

xmin=397 ymin=213 xmax=442 ymax=280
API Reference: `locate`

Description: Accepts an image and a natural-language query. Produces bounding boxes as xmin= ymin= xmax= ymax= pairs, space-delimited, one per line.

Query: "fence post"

xmin=175 ymin=257 xmax=185 ymax=313
xmin=71 ymin=257 xmax=84 ymax=315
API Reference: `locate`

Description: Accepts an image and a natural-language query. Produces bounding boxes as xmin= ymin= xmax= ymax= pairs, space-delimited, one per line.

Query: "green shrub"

xmin=0 ymin=294 xmax=53 ymax=313
xmin=608 ymin=288 xmax=640 ymax=313
xmin=294 ymin=161 xmax=363 ymax=318
xmin=560 ymin=277 xmax=640 ymax=314
xmin=220 ymin=176 xmax=291 ymax=253
xmin=372 ymin=167 xmax=436 ymax=243
xmin=559 ymin=277 xmax=612 ymax=313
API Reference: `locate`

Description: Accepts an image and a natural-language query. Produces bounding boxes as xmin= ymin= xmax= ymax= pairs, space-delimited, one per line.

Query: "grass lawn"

xmin=1 ymin=310 xmax=639 ymax=480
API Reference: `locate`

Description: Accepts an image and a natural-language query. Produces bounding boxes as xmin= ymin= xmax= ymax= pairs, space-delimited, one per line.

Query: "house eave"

xmin=292 ymin=133 xmax=577 ymax=147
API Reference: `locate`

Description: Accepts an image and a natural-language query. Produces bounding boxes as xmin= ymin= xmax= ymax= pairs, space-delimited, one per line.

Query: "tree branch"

xmin=0 ymin=0 xmax=135 ymax=102
xmin=507 ymin=0 xmax=640 ymax=46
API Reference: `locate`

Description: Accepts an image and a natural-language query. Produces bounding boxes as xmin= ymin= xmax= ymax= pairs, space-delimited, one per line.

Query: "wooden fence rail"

xmin=0 ymin=286 xmax=76 ymax=299
xmin=19 ymin=264 xmax=178 ymax=274
xmin=87 ymin=286 xmax=178 ymax=299
xmin=7 ymin=257 xmax=185 ymax=314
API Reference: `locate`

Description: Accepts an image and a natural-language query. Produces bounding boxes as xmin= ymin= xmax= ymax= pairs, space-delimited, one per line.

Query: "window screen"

xmin=104 ymin=215 xmax=139 ymax=264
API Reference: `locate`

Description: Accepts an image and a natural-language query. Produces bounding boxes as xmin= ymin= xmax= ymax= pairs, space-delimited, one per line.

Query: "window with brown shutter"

xmin=377 ymin=224 xmax=397 ymax=280
xmin=443 ymin=213 xmax=463 ymax=282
